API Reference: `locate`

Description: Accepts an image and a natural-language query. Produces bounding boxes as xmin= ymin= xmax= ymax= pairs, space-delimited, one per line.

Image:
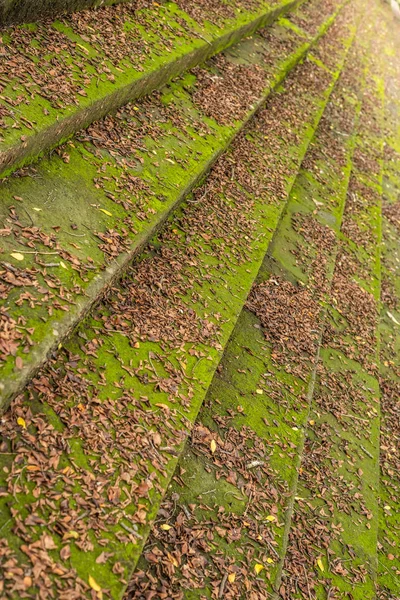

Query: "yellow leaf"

xmin=33 ymin=207 xmax=42 ymax=212
xmin=266 ymin=515 xmax=275 ymax=522
xmin=99 ymin=209 xmax=112 ymax=216
xmin=11 ymin=252 xmax=24 ymax=261
xmin=317 ymin=557 xmax=324 ymax=572
xmin=60 ymin=261 xmax=67 ymax=269
xmin=256 ymin=389 xmax=263 ymax=395
xmin=266 ymin=557 xmax=274 ymax=564
xmin=167 ymin=552 xmax=178 ymax=567
xmin=76 ymin=43 xmax=89 ymax=55
xmin=254 ymin=563 xmax=264 ymax=575
xmin=210 ymin=439 xmax=217 ymax=454
xmin=66 ymin=530 xmax=79 ymax=539
xmin=309 ymin=419 xmax=315 ymax=426
xmin=88 ymin=576 xmax=101 ymax=592
xmin=160 ymin=524 xmax=172 ymax=531
xmin=17 ymin=417 xmax=26 ymax=429
xmin=228 ymin=573 xmax=236 ymax=583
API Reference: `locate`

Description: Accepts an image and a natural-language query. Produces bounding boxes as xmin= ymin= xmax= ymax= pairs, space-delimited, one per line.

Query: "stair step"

xmin=377 ymin=4 xmax=400 ymax=598
xmin=0 ymin=0 xmax=351 ymax=412
xmin=0 ymin=0 xmax=307 ymax=178
xmin=126 ymin=8 xmax=388 ymax=598
xmin=279 ymin=41 xmax=384 ymax=600
xmin=2 ymin=0 xmax=134 ymax=26
xmin=0 ymin=3 xmax=359 ymax=597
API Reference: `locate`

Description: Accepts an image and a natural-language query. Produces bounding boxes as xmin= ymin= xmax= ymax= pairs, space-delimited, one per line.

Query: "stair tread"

xmin=0 ymin=2 xmax=359 ymax=597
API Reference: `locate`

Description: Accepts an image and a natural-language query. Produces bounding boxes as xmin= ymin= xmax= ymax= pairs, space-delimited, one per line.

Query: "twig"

xmin=218 ymin=573 xmax=228 ymax=598
xmin=341 ymin=414 xmax=368 ymax=422
xmin=120 ymin=522 xmax=142 ymax=538
xmin=360 ymin=445 xmax=374 ymax=459
xmin=15 ymin=250 xmax=59 ymax=255
xmin=302 ymin=565 xmax=312 ymax=600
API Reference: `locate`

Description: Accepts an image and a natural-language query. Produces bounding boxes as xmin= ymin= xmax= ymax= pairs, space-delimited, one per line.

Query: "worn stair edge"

xmin=126 ymin=11 xmax=374 ymax=598
xmin=1 ymin=0 xmax=130 ymax=27
xmin=0 ymin=0 xmax=349 ymax=412
xmin=0 ymin=0 xmax=305 ymax=178
xmin=377 ymin=3 xmax=400 ymax=596
xmin=0 ymin=7 xmax=359 ymax=598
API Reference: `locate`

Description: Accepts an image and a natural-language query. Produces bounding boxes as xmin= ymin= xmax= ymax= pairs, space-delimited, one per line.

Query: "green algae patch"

xmin=0 ymin=6 xmax=360 ymax=597
xmin=0 ymin=2 xmax=349 ymax=413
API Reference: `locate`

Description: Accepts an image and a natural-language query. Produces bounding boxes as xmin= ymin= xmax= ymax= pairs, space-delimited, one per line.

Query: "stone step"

xmin=0 ymin=3 xmax=360 ymax=598
xmin=0 ymin=0 xmax=352 ymax=412
xmin=377 ymin=3 xmax=400 ymax=598
xmin=125 ymin=7 xmax=390 ymax=599
xmin=1 ymin=0 xmax=135 ymax=27
xmin=0 ymin=0 xmax=308 ymax=178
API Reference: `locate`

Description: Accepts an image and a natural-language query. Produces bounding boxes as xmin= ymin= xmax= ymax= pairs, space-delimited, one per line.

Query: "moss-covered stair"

xmin=1 ymin=0 xmax=400 ymax=599
xmin=0 ymin=0 xmax=306 ymax=177
xmin=0 ymin=0 xmax=353 ymax=412
xmin=124 ymin=2 xmax=400 ymax=600
xmin=0 ymin=0 xmax=368 ymax=597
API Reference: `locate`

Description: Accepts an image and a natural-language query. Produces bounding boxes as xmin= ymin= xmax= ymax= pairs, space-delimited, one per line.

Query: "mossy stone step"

xmin=1 ymin=0 xmax=129 ymax=27
xmin=0 ymin=5 xmax=360 ymax=597
xmin=0 ymin=0 xmax=349 ymax=413
xmin=0 ymin=0 xmax=305 ymax=178
xmin=127 ymin=8 xmax=379 ymax=597
xmin=377 ymin=4 xmax=400 ymax=597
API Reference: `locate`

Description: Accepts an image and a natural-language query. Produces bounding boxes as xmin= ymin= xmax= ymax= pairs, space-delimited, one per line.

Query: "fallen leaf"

xmin=160 ymin=524 xmax=172 ymax=531
xmin=228 ymin=573 xmax=236 ymax=583
xmin=317 ymin=557 xmax=324 ymax=572
xmin=210 ymin=439 xmax=217 ymax=453
xmin=266 ymin=515 xmax=275 ymax=522
xmin=254 ymin=563 xmax=264 ymax=575
xmin=11 ymin=252 xmax=24 ymax=261
xmin=387 ymin=311 xmax=400 ymax=326
xmin=99 ymin=209 xmax=113 ymax=216
xmin=88 ymin=576 xmax=101 ymax=592
xmin=17 ymin=417 xmax=26 ymax=429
